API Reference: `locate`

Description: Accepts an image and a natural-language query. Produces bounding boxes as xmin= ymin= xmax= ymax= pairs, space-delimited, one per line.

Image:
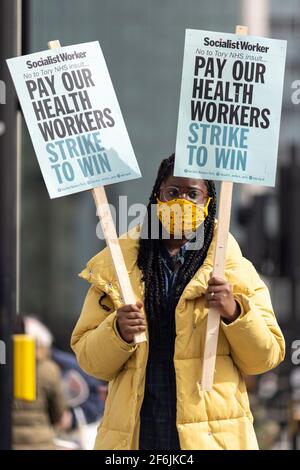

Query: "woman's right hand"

xmin=116 ymin=301 xmax=146 ymax=343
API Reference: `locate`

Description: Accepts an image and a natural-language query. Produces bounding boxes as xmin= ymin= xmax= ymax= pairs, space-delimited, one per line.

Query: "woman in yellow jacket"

xmin=71 ymin=154 xmax=285 ymax=450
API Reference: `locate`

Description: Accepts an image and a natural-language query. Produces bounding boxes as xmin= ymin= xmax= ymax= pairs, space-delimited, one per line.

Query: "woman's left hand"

xmin=205 ymin=276 xmax=241 ymax=324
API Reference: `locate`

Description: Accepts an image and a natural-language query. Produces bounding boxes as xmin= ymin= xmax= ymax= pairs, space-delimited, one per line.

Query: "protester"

xmin=71 ymin=153 xmax=285 ymax=450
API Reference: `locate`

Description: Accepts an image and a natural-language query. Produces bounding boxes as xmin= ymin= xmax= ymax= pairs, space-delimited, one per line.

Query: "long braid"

xmin=137 ymin=154 xmax=216 ymax=333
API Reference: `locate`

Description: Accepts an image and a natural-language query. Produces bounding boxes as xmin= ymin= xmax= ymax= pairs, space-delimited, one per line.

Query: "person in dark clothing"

xmin=52 ymin=347 xmax=107 ymax=426
xmin=12 ymin=317 xmax=67 ymax=450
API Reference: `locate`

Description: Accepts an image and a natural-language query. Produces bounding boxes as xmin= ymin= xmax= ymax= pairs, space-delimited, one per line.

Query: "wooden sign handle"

xmin=92 ymin=186 xmax=146 ymax=344
xmin=48 ymin=40 xmax=146 ymax=344
xmin=200 ymin=25 xmax=248 ymax=391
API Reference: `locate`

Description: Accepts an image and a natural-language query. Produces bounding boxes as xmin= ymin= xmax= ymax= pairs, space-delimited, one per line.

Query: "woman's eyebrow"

xmin=178 ymin=185 xmax=205 ymax=190
xmin=166 ymin=183 xmax=206 ymax=191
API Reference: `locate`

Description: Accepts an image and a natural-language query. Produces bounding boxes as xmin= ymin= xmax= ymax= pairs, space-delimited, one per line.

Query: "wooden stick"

xmin=92 ymin=186 xmax=146 ymax=343
xmin=200 ymin=25 xmax=248 ymax=391
xmin=48 ymin=40 xmax=146 ymax=344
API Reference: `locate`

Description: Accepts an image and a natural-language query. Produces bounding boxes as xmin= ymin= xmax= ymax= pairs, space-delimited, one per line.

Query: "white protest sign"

xmin=7 ymin=41 xmax=141 ymax=198
xmin=175 ymin=29 xmax=287 ymax=186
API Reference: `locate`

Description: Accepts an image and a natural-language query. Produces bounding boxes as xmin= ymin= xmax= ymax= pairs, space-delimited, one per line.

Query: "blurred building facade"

xmin=270 ymin=0 xmax=300 ymax=149
xmin=239 ymin=0 xmax=300 ymax=448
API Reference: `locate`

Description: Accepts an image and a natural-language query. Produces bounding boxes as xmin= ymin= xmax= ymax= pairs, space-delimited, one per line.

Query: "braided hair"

xmin=137 ymin=154 xmax=217 ymax=333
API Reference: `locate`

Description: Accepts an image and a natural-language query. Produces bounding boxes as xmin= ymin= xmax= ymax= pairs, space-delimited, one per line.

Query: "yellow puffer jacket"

xmin=71 ymin=225 xmax=285 ymax=450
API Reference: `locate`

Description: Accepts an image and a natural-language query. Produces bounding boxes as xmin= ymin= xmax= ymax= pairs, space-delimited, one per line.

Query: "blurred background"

xmin=1 ymin=0 xmax=300 ymax=450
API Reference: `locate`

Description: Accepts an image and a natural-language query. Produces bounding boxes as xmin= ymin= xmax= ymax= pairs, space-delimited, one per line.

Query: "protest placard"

xmin=175 ymin=26 xmax=286 ymax=390
xmin=7 ymin=41 xmax=141 ymax=198
xmin=175 ymin=29 xmax=286 ymax=186
xmin=7 ymin=40 xmax=146 ymax=344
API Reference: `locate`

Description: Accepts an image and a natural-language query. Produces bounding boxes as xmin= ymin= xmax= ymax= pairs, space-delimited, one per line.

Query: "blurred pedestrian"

xmin=71 ymin=153 xmax=285 ymax=450
xmin=12 ymin=316 xmax=70 ymax=450
xmin=52 ymin=347 xmax=107 ymax=425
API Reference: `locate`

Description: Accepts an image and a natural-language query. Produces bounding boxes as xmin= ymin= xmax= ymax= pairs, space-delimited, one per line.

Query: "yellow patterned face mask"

xmin=156 ymin=197 xmax=211 ymax=237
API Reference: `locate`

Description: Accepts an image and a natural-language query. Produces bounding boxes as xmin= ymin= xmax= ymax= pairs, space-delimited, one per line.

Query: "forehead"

xmin=162 ymin=175 xmax=207 ymax=192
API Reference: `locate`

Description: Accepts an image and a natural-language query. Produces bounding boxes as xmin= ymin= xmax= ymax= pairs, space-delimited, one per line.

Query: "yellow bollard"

xmin=13 ymin=334 xmax=36 ymax=401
